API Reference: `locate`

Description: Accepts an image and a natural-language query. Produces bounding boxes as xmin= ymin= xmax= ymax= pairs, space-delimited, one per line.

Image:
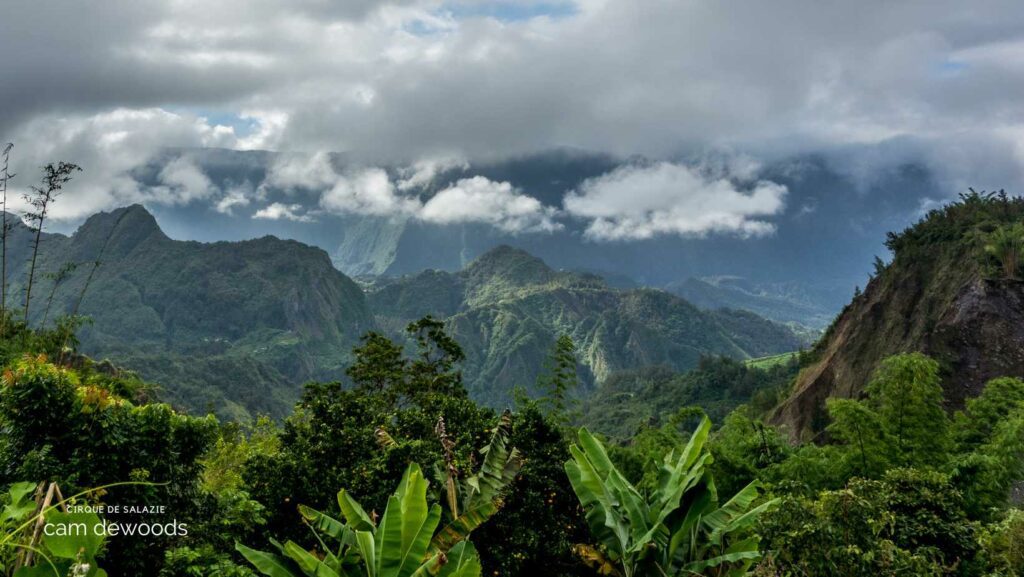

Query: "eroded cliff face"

xmin=773 ymin=196 xmax=1024 ymax=439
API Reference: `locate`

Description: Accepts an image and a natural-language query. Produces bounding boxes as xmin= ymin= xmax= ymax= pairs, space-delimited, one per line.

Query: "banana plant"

xmin=564 ymin=418 xmax=776 ymax=577
xmin=237 ymin=463 xmax=482 ymax=577
xmin=429 ymin=411 xmax=522 ymax=554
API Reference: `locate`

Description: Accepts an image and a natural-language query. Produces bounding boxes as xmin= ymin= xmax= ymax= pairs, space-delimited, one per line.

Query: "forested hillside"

xmin=368 ymin=245 xmax=802 ymax=404
xmin=775 ymin=191 xmax=1024 ymax=437
xmin=3 ymin=205 xmax=374 ymax=419
xmin=3 ymin=207 xmax=799 ymax=417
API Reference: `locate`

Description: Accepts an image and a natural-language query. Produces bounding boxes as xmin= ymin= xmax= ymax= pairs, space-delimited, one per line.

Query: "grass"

xmin=745 ymin=351 xmax=798 ymax=369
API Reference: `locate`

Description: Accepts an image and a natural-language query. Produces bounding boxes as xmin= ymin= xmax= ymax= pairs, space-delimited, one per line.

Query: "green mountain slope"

xmin=369 ymin=246 xmax=803 ymax=405
xmin=773 ymin=192 xmax=1024 ymax=438
xmin=5 ymin=205 xmax=374 ymax=419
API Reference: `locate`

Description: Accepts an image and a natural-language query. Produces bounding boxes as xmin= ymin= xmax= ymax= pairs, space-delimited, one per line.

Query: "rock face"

xmin=772 ymin=194 xmax=1024 ymax=439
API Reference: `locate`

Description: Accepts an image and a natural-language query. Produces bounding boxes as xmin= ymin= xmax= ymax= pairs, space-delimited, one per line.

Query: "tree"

xmin=471 ymin=403 xmax=591 ymax=577
xmin=345 ymin=317 xmax=467 ymax=408
xmin=866 ymin=353 xmax=950 ymax=468
xmin=0 ymin=354 xmax=218 ymax=575
xmin=825 ymin=397 xmax=891 ymax=479
xmin=237 ymin=463 xmax=484 ymax=577
xmin=22 ymin=162 xmax=80 ymax=322
xmin=757 ymin=469 xmax=979 ymax=576
xmin=536 ymin=334 xmax=578 ymax=424
xmin=983 ymin=223 xmax=1024 ymax=279
xmin=565 ymin=418 xmax=776 ymax=577
xmin=40 ymin=261 xmax=78 ymax=329
xmin=347 ymin=332 xmax=406 ymax=397
xmin=406 ymin=315 xmax=466 ymax=401
xmin=244 ymin=318 xmax=492 ymax=544
xmin=0 ymin=143 xmax=13 ymax=331
xmin=952 ymin=377 xmax=1024 ymax=451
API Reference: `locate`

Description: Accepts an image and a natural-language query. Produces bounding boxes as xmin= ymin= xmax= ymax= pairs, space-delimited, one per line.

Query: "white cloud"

xmin=146 ymin=156 xmax=218 ymax=204
xmin=397 ymin=156 xmax=469 ymax=191
xmin=3 ymin=108 xmax=239 ymax=221
xmin=418 ymin=176 xmax=559 ymax=232
xmin=319 ymin=167 xmax=421 ymax=217
xmin=215 ymin=184 xmax=253 ymax=215
xmin=259 ymin=151 xmax=337 ymax=194
xmin=253 ymin=202 xmax=313 ymax=222
xmin=564 ymin=162 xmax=787 ymax=241
xmin=5 ymin=0 xmax=1024 ymax=233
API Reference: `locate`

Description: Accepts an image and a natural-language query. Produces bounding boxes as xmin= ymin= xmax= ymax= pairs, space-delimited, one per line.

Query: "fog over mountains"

xmin=83 ymin=146 xmax=938 ymax=324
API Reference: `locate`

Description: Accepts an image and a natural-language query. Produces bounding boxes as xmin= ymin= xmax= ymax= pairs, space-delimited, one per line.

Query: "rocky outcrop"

xmin=772 ymin=194 xmax=1024 ymax=439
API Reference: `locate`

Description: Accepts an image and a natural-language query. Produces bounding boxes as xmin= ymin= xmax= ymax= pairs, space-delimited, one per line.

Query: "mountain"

xmin=113 ymin=148 xmax=948 ymax=324
xmin=772 ymin=192 xmax=1024 ymax=438
xmin=4 ymin=205 xmax=374 ymax=420
xmin=5 ymin=206 xmax=801 ymax=418
xmin=368 ymin=246 xmax=803 ymax=405
xmin=665 ymin=276 xmax=834 ymax=329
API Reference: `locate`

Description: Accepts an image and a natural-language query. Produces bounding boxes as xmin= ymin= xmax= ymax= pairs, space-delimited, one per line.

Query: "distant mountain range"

xmin=126 ymin=147 xmax=942 ymax=320
xmin=665 ymin=276 xmax=834 ymax=329
xmin=7 ymin=205 xmax=801 ymax=418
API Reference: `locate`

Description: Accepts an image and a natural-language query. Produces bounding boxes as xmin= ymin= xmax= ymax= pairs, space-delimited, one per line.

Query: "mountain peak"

xmin=74 ymin=204 xmax=167 ymax=254
xmin=463 ymin=245 xmax=555 ymax=284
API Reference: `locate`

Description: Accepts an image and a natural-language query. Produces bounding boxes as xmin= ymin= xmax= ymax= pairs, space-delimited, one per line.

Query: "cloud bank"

xmin=2 ymin=0 xmax=1024 ymax=235
xmin=564 ymin=163 xmax=787 ymax=240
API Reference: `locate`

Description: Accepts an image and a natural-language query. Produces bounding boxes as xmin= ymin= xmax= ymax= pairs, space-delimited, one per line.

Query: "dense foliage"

xmin=566 ymin=419 xmax=775 ymax=577
xmin=582 ymin=356 xmax=799 ymax=440
xmin=368 ymin=246 xmax=802 ymax=405
xmin=0 ymin=269 xmax=1021 ymax=577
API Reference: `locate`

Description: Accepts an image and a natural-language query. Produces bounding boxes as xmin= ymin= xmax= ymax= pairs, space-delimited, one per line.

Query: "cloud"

xmin=4 ymin=0 xmax=1024 ymax=232
xmin=397 ymin=156 xmax=469 ymax=191
xmin=253 ymin=202 xmax=313 ymax=222
xmin=2 ymin=108 xmax=239 ymax=221
xmin=146 ymin=156 xmax=218 ymax=204
xmin=215 ymin=184 xmax=253 ymax=215
xmin=419 ymin=176 xmax=559 ymax=232
xmin=564 ymin=162 xmax=787 ymax=240
xmin=319 ymin=168 xmax=421 ymax=217
xmin=260 ymin=151 xmax=338 ymax=193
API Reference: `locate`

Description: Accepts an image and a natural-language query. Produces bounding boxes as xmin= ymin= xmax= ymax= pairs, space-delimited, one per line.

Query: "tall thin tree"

xmin=40 ymin=261 xmax=78 ymax=329
xmin=58 ymin=208 xmax=129 ymax=364
xmin=0 ymin=143 xmax=14 ymax=333
xmin=23 ymin=162 xmax=80 ymax=323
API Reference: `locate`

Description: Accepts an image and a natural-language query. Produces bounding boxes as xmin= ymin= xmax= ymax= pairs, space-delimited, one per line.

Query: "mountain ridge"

xmin=369 ymin=245 xmax=803 ymax=404
xmin=772 ymin=192 xmax=1024 ymax=438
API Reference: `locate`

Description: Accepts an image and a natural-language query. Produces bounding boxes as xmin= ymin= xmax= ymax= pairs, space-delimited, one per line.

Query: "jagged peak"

xmin=73 ymin=204 xmax=168 ymax=249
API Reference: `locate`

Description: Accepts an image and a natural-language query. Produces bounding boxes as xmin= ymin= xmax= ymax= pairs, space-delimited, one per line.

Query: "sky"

xmin=2 ymin=0 xmax=1024 ymax=239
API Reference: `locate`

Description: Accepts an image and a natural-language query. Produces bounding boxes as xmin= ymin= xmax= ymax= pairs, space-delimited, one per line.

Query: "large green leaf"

xmin=701 ymin=480 xmax=761 ymax=532
xmin=284 ymin=540 xmax=340 ymax=577
xmin=356 ymin=531 xmax=377 ymax=577
xmin=565 ymin=420 xmax=768 ymax=577
xmin=337 ymin=490 xmax=376 ymax=531
xmin=300 ymin=505 xmax=350 ymax=541
xmin=236 ymin=542 xmax=302 ymax=577
xmin=430 ymin=501 xmax=498 ymax=553
xmin=14 ymin=560 xmax=73 ymax=577
xmin=434 ymin=541 xmax=481 ymax=577
xmin=464 ymin=411 xmax=522 ymax=510
xmin=566 ymin=444 xmax=629 ymax=555
xmin=40 ymin=511 xmax=104 ymax=560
